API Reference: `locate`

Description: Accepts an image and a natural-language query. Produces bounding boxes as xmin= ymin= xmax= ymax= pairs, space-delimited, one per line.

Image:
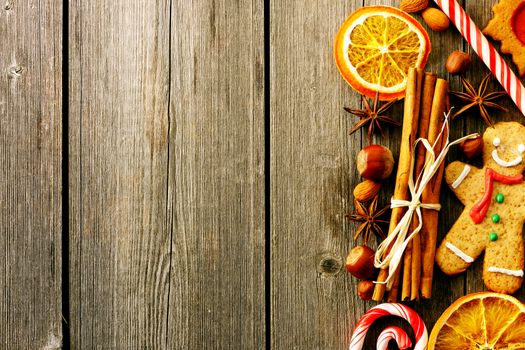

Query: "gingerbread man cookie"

xmin=436 ymin=122 xmax=525 ymax=294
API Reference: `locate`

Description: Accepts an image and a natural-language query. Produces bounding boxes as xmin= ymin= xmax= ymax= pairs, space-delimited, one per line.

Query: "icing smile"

xmin=491 ymin=149 xmax=523 ymax=167
xmin=491 ymin=137 xmax=525 ymax=167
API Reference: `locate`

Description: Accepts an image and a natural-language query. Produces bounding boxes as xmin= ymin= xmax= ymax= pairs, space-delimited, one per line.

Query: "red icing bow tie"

xmin=470 ymin=168 xmax=523 ymax=224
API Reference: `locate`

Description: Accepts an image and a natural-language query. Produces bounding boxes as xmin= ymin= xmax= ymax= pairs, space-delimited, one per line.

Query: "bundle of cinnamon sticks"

xmin=372 ymin=67 xmax=449 ymax=302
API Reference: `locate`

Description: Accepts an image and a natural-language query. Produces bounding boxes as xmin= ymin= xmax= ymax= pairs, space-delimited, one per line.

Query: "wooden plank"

xmin=167 ymin=0 xmax=266 ymax=348
xmin=0 ymin=1 xmax=63 ymax=348
xmin=271 ymin=0 xmax=467 ymax=348
xmin=270 ymin=1 xmax=364 ymax=349
xmin=68 ymin=1 xmax=171 ymax=347
xmin=70 ymin=0 xmax=265 ymax=348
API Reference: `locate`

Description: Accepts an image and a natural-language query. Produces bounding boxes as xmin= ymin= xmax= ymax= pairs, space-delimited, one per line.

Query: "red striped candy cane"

xmin=349 ymin=303 xmax=428 ymax=350
xmin=377 ymin=326 xmax=412 ymax=350
xmin=434 ymin=0 xmax=525 ymax=116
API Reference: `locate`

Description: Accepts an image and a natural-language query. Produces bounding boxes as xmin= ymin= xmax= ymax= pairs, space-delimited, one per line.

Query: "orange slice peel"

xmin=429 ymin=292 xmax=525 ymax=349
xmin=334 ymin=6 xmax=431 ymax=100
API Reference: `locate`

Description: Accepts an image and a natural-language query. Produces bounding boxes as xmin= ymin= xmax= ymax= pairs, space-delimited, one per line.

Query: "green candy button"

xmin=492 ymin=214 xmax=501 ymax=223
xmin=489 ymin=232 xmax=498 ymax=241
xmin=496 ymin=193 xmax=504 ymax=203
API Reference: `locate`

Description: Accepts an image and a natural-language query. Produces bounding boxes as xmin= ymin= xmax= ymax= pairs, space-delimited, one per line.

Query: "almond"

xmin=353 ymin=180 xmax=381 ymax=202
xmin=445 ymin=51 xmax=472 ymax=75
xmin=422 ymin=8 xmax=450 ymax=32
xmin=400 ymin=0 xmax=428 ymax=13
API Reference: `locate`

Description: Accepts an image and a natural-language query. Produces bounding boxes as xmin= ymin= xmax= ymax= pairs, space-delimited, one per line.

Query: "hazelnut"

xmin=357 ymin=280 xmax=375 ymax=300
xmin=345 ymin=245 xmax=376 ymax=280
xmin=357 ymin=145 xmax=395 ymax=181
xmin=460 ymin=135 xmax=484 ymax=159
xmin=422 ymin=8 xmax=450 ymax=32
xmin=353 ymin=180 xmax=381 ymax=202
xmin=445 ymin=51 xmax=472 ymax=75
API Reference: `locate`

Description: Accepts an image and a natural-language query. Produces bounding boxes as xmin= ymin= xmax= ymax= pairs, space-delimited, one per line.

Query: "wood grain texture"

xmin=0 ymin=1 xmax=63 ymax=348
xmin=167 ymin=0 xmax=265 ymax=348
xmin=69 ymin=1 xmax=171 ymax=348
xmin=70 ymin=0 xmax=265 ymax=348
xmin=270 ymin=1 xmax=363 ymax=349
xmin=61 ymin=0 xmax=525 ymax=348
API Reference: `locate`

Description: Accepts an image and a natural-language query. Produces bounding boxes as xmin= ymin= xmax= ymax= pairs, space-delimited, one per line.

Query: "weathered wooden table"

xmin=2 ymin=0 xmax=524 ymax=348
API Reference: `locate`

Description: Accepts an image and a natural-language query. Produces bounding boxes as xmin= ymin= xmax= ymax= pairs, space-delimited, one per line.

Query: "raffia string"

xmin=374 ymin=111 xmax=479 ymax=289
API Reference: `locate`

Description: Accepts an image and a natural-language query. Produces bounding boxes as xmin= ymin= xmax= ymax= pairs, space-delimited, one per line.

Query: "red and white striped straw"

xmin=434 ymin=0 xmax=525 ymax=116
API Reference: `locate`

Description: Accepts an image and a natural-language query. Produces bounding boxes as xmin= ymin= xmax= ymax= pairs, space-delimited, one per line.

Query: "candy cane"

xmin=349 ymin=303 xmax=428 ymax=350
xmin=377 ymin=326 xmax=412 ymax=350
xmin=434 ymin=0 xmax=525 ymax=116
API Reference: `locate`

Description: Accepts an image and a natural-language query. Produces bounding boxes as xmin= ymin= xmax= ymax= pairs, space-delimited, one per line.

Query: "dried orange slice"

xmin=334 ymin=6 xmax=430 ymax=100
xmin=429 ymin=292 xmax=525 ymax=349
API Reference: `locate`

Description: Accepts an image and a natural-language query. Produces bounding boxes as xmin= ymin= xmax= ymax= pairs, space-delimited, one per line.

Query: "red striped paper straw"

xmin=434 ymin=0 xmax=525 ymax=116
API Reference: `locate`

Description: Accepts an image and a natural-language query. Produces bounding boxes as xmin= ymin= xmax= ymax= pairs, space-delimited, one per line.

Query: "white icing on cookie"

xmin=493 ymin=137 xmax=501 ymax=147
xmin=488 ymin=266 xmax=524 ymax=277
xmin=451 ymin=165 xmax=471 ymax=189
xmin=445 ymin=242 xmax=474 ymax=263
xmin=519 ymin=144 xmax=525 ymax=154
xmin=492 ymin=149 xmax=523 ymax=167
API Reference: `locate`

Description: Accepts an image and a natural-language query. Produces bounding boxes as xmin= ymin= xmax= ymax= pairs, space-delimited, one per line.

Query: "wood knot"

xmin=4 ymin=2 xmax=11 ymax=11
xmin=8 ymin=65 xmax=23 ymax=78
xmin=317 ymin=254 xmax=342 ymax=276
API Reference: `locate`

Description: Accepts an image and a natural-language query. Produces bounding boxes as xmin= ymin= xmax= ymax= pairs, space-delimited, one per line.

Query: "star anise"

xmin=450 ymin=73 xmax=508 ymax=127
xmin=344 ymin=92 xmax=400 ymax=144
xmin=345 ymin=196 xmax=389 ymax=244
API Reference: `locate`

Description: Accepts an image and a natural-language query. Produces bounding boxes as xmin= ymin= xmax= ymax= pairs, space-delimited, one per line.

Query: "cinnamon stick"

xmin=410 ymin=73 xmax=437 ymax=301
xmin=372 ymin=67 xmax=422 ymax=301
xmin=401 ymin=240 xmax=412 ymax=300
xmin=420 ymin=79 xmax=449 ymax=299
xmin=387 ymin=68 xmax=424 ymax=303
xmin=387 ymin=265 xmax=402 ymax=303
xmin=401 ymin=72 xmax=437 ymax=300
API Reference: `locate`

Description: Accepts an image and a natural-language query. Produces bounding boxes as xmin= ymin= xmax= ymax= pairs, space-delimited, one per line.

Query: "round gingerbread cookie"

xmin=483 ymin=0 xmax=525 ymax=76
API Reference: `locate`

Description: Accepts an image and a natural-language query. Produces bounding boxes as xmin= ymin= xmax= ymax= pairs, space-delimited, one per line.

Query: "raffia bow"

xmin=374 ymin=112 xmax=479 ymax=289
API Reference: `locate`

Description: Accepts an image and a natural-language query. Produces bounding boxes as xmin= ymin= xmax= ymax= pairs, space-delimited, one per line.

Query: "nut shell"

xmin=357 ymin=145 xmax=395 ymax=181
xmin=353 ymin=180 xmax=382 ymax=202
xmin=422 ymin=8 xmax=450 ymax=32
xmin=357 ymin=280 xmax=375 ymax=300
xmin=345 ymin=245 xmax=377 ymax=280
xmin=460 ymin=135 xmax=483 ymax=159
xmin=445 ymin=51 xmax=472 ymax=75
xmin=400 ymin=0 xmax=429 ymax=13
